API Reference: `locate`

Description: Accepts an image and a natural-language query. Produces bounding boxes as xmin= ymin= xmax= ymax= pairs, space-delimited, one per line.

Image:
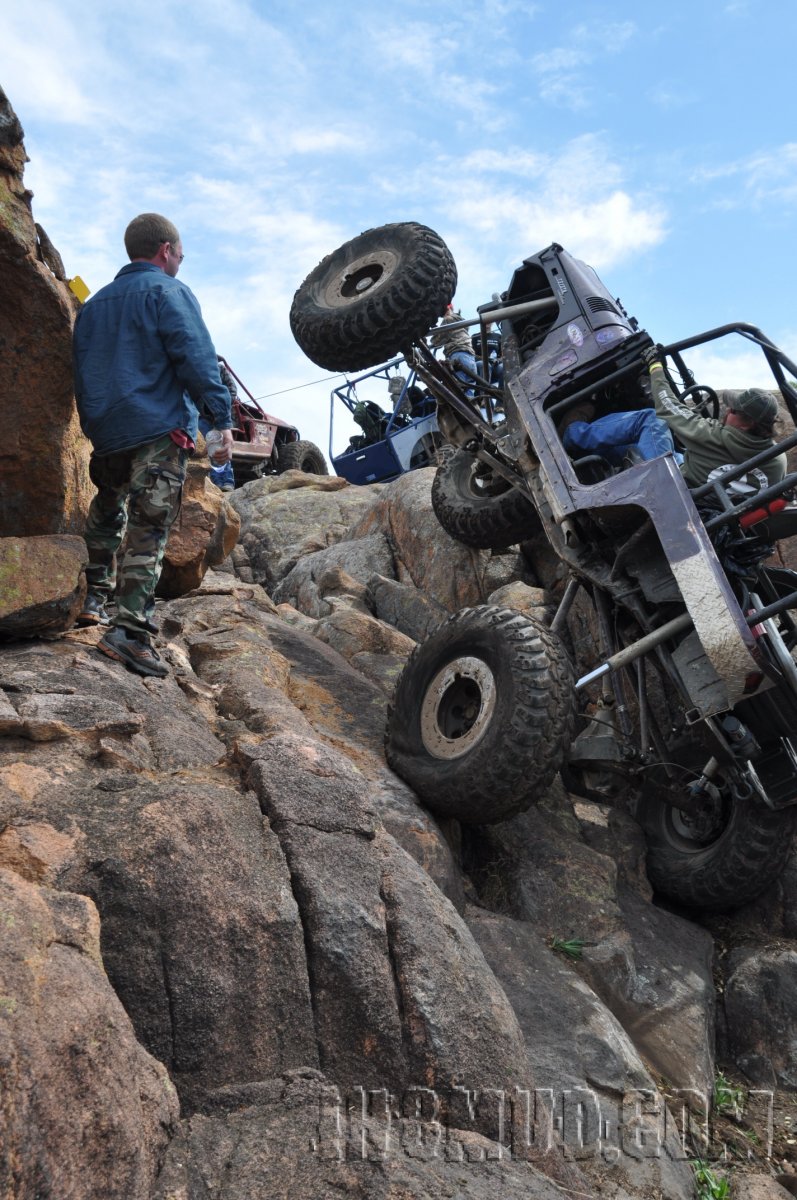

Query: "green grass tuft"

xmin=549 ymin=935 xmax=585 ymax=961
xmin=691 ymin=1159 xmax=730 ymax=1199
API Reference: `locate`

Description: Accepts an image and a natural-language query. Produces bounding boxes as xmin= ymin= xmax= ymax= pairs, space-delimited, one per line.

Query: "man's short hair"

xmin=124 ymin=213 xmax=180 ymax=260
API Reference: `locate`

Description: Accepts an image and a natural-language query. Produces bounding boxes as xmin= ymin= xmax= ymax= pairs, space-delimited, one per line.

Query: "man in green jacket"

xmin=645 ymin=349 xmax=785 ymax=487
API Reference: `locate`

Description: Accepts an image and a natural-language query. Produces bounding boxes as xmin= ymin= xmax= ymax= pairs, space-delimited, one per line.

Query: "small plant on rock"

xmin=549 ymin=935 xmax=585 ymax=961
xmin=691 ymin=1159 xmax=730 ymax=1198
xmin=713 ymin=1073 xmax=745 ymax=1120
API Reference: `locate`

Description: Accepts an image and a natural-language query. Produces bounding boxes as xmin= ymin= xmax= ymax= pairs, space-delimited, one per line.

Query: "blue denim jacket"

xmin=73 ymin=262 xmax=232 ymax=455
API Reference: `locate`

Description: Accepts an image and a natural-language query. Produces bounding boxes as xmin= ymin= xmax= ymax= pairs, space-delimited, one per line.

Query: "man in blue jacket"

xmin=73 ymin=212 xmax=233 ymax=677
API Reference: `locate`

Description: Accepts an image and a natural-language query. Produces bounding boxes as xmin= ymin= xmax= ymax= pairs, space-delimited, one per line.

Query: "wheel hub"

xmin=470 ymin=464 xmax=511 ymax=498
xmin=670 ymin=786 xmax=725 ymax=844
xmin=419 ymin=656 xmax=496 ymax=760
xmin=324 ymin=250 xmax=399 ymax=308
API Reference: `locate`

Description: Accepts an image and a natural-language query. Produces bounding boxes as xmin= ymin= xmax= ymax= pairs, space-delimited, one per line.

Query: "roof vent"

xmin=586 ymin=296 xmax=620 ymax=316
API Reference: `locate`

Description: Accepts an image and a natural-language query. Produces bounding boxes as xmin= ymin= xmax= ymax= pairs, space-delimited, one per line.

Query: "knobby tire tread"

xmin=431 ymin=449 xmax=540 ymax=549
xmin=639 ymin=791 xmax=797 ymax=912
xmin=290 ymin=223 xmax=456 ymax=372
xmin=385 ymin=605 xmax=576 ymax=824
xmin=277 ymin=440 xmax=329 ymax=475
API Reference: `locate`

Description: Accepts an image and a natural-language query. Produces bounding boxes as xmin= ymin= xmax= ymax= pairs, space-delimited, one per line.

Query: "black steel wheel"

xmin=385 ymin=605 xmax=576 ymax=824
xmin=431 ymin=448 xmax=541 ymax=548
xmin=290 ymin=222 xmax=456 ymax=372
xmin=637 ymin=783 xmax=797 ymax=911
xmin=277 ymin=440 xmax=329 ymax=475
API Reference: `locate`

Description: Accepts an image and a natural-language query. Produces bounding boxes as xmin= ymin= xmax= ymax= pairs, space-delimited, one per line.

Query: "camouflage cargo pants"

xmin=83 ymin=433 xmax=186 ymax=634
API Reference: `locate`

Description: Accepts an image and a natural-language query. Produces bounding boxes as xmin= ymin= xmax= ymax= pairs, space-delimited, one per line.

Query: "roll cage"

xmin=328 ymin=358 xmax=440 ymax=485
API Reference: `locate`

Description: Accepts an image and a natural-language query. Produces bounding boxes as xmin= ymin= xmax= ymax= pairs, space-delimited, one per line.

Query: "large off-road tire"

xmin=277 ymin=440 xmax=329 ymax=475
xmin=385 ymin=605 xmax=576 ymax=824
xmin=637 ymin=788 xmax=797 ymax=912
xmin=431 ymin=448 xmax=541 ymax=548
xmin=290 ymin=222 xmax=457 ymax=372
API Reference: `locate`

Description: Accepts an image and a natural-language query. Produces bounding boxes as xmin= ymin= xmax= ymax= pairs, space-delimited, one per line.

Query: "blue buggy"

xmin=329 ymin=357 xmax=442 ymax=484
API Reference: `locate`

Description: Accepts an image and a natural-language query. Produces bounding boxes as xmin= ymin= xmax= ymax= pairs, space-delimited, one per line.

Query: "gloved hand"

xmin=210 ymin=429 xmax=234 ymax=464
xmin=642 ymin=344 xmax=662 ymax=368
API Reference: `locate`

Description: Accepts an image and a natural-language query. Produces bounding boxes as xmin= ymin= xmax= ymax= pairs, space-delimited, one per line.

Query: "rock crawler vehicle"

xmin=290 ymin=221 xmax=797 ymax=912
xmin=329 ymin=356 xmax=441 ymax=485
xmin=219 ymin=357 xmax=328 ymax=487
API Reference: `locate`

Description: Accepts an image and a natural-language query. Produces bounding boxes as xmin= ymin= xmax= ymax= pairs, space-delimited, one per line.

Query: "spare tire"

xmin=290 ymin=222 xmax=457 ymax=372
xmin=278 ymin=440 xmax=329 ymax=475
xmin=431 ymin=448 xmax=541 ymax=548
xmin=385 ymin=605 xmax=576 ymax=824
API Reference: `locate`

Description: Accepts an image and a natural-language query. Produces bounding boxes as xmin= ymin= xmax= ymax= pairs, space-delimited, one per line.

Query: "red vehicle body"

xmin=219 ymin=357 xmax=327 ymax=484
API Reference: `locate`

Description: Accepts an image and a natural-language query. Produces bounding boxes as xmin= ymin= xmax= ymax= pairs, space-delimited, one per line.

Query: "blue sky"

xmin=4 ymin=0 xmax=797 ymax=459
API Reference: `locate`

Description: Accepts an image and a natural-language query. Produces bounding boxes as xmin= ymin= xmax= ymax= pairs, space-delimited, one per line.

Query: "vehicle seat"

xmin=571 ymin=454 xmax=615 ymax=484
xmin=352 ymin=400 xmax=387 ymax=445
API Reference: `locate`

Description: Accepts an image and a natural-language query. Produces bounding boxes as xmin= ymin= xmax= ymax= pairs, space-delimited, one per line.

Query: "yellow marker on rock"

xmin=67 ymin=276 xmax=90 ymax=303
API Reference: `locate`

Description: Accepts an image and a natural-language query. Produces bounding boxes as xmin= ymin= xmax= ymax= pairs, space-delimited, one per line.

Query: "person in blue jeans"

xmin=199 ymin=357 xmax=238 ymax=490
xmin=562 ymin=404 xmax=677 ymax=467
xmin=430 ymin=303 xmax=478 ymax=397
xmin=472 ymin=324 xmax=504 ymax=389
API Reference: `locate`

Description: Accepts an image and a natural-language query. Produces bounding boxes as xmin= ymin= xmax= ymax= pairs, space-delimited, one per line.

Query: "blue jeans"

xmin=208 ymin=461 xmax=235 ymax=489
xmin=563 ymin=409 xmax=676 ymax=467
xmin=449 ymin=350 xmax=478 ymax=398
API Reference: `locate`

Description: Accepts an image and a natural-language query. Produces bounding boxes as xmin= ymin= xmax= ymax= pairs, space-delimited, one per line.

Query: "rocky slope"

xmin=2 ymin=469 xmax=797 ymax=1199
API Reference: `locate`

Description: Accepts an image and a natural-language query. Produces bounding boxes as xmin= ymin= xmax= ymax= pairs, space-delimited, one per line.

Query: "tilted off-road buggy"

xmin=329 ymin=356 xmax=442 ymax=485
xmin=290 ymin=222 xmax=797 ymax=911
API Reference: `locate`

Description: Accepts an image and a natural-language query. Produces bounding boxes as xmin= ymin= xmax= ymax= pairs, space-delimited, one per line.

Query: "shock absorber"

xmin=686 ymin=756 xmax=722 ymax=807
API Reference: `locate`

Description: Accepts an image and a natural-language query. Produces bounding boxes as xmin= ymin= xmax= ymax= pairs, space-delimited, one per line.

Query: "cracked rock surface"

xmin=1 ymin=566 xmax=700 ymax=1199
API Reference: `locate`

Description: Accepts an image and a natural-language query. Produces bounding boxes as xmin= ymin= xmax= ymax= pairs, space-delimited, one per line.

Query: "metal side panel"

xmin=387 ymin=413 xmax=439 ymax=471
xmin=333 ymin=438 xmax=402 ymax=485
xmin=519 ymin=392 xmax=762 ymax=708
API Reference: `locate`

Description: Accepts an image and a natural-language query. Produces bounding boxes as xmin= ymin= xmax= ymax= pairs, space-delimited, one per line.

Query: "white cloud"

xmin=742 ymin=146 xmax=797 ymax=204
xmin=377 ymin=22 xmax=457 ymax=73
xmin=288 ymin=128 xmax=366 ymax=154
xmin=0 ymin=9 xmax=98 ymax=124
xmin=418 ymin=135 xmax=666 ymax=277
xmin=532 ymin=47 xmax=587 ymax=74
xmin=529 ymin=19 xmax=638 ymax=110
xmin=452 ymin=187 xmax=665 ymax=270
xmin=691 ymin=144 xmax=797 ymax=207
xmin=458 ymin=148 xmax=550 ymax=177
xmin=574 ymin=20 xmax=637 ymax=51
xmin=483 ymin=0 xmax=541 ymax=17
xmin=679 ymin=340 xmax=797 ymax=391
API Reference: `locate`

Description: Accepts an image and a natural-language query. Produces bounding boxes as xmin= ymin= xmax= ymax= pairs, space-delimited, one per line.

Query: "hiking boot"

xmin=97 ymin=626 xmax=169 ymax=678
xmin=220 ymin=482 xmax=235 ymax=492
xmin=76 ymin=592 xmax=111 ymax=627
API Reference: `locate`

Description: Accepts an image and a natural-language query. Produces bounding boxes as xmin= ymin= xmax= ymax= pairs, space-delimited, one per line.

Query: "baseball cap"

xmin=729 ymin=388 xmax=778 ymax=428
